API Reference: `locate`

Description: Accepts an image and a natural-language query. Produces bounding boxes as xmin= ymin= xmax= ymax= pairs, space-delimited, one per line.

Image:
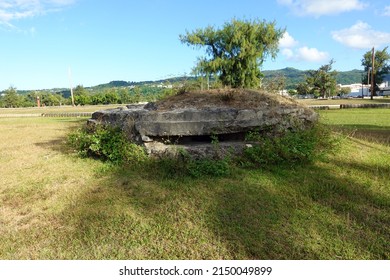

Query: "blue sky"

xmin=1 ymin=0 xmax=390 ymax=90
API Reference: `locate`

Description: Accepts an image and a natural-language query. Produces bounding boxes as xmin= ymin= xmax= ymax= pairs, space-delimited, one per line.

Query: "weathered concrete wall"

xmin=91 ymin=104 xmax=317 ymax=137
xmin=89 ymin=91 xmax=318 ymax=158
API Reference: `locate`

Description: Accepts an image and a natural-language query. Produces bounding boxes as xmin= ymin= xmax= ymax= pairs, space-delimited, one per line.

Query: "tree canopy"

xmin=180 ymin=18 xmax=284 ymax=89
xmin=361 ymin=47 xmax=390 ymax=91
xmin=2 ymin=87 xmax=18 ymax=108
xmin=296 ymin=60 xmax=338 ymax=98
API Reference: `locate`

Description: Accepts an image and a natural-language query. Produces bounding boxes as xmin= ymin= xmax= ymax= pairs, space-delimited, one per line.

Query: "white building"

xmin=338 ymin=83 xmax=370 ymax=97
xmin=156 ymin=83 xmax=173 ymax=89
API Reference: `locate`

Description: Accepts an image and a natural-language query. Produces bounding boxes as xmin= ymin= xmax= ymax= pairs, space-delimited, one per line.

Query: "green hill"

xmin=336 ymin=69 xmax=365 ymax=85
xmin=89 ymin=68 xmax=363 ymax=91
xmin=263 ymin=67 xmax=306 ymax=89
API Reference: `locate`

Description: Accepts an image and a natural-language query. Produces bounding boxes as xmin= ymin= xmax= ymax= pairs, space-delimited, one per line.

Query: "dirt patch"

xmin=154 ymin=89 xmax=299 ymax=111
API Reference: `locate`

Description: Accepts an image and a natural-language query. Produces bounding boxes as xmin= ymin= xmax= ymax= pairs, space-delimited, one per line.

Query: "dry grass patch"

xmin=0 ymin=118 xmax=106 ymax=258
xmin=0 ymin=105 xmax=120 ymax=115
xmin=155 ymin=89 xmax=300 ymax=110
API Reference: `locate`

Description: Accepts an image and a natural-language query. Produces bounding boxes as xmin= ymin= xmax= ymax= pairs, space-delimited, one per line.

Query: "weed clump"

xmin=242 ymin=124 xmax=338 ymax=167
xmin=67 ymin=124 xmax=147 ymax=164
xmin=67 ymin=122 xmax=338 ymax=176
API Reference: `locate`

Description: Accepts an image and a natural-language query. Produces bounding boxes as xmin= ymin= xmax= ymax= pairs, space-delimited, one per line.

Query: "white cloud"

xmin=279 ymin=32 xmax=298 ymax=48
xmin=383 ymin=6 xmax=390 ymax=16
xmin=282 ymin=48 xmax=294 ymax=59
xmin=277 ymin=0 xmax=367 ymax=17
xmin=332 ymin=21 xmax=390 ymax=49
xmin=0 ymin=0 xmax=75 ymax=25
xmin=280 ymin=45 xmax=329 ymax=63
xmin=279 ymin=32 xmax=298 ymax=60
xmin=296 ymin=46 xmax=329 ymax=62
xmin=278 ymin=31 xmax=328 ymax=63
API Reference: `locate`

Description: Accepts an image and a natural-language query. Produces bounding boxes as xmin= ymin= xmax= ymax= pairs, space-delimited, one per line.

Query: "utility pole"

xmin=68 ymin=67 xmax=75 ymax=107
xmin=371 ymin=47 xmax=375 ymax=100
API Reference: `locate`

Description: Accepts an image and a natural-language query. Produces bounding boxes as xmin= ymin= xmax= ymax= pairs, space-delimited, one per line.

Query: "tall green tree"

xmin=337 ymin=86 xmax=352 ymax=96
xmin=296 ymin=81 xmax=310 ymax=96
xmin=103 ymin=89 xmax=120 ymax=104
xmin=361 ymin=47 xmax=390 ymax=92
xmin=41 ymin=92 xmax=65 ymax=106
xmin=2 ymin=87 xmax=21 ymax=108
xmin=300 ymin=60 xmax=338 ymax=98
xmin=25 ymin=91 xmax=40 ymax=107
xmin=73 ymin=85 xmax=90 ymax=106
xmin=180 ymin=18 xmax=284 ymax=89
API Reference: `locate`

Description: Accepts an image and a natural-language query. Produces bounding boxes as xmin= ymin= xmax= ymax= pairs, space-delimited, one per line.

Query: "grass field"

xmin=0 ymin=105 xmax=121 ymax=115
xmin=319 ymin=109 xmax=390 ymax=145
xmin=0 ymin=108 xmax=389 ymax=259
xmin=298 ymin=97 xmax=390 ymax=106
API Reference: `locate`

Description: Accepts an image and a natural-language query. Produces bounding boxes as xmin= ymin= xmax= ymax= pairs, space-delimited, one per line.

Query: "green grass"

xmin=319 ymin=109 xmax=390 ymax=145
xmin=298 ymin=98 xmax=390 ymax=106
xmin=0 ymin=108 xmax=389 ymax=260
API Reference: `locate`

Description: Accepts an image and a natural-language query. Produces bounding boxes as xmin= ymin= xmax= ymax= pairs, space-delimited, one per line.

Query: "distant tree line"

xmin=263 ymin=68 xmax=365 ymax=90
xmin=71 ymin=85 xmax=179 ymax=106
xmin=0 ymin=87 xmax=68 ymax=108
xmin=0 ymin=85 xmax=177 ymax=108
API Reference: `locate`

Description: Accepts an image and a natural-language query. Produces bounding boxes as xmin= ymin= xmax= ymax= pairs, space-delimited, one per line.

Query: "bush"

xmin=68 ymin=124 xmax=232 ymax=177
xmin=242 ymin=124 xmax=337 ymax=167
xmin=68 ymin=125 xmax=147 ymax=164
xmin=68 ymin=122 xmax=337 ymax=175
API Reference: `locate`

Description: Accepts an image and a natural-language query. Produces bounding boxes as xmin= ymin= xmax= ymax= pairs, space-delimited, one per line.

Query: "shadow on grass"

xmin=330 ymin=125 xmax=390 ymax=146
xmin=208 ymin=162 xmax=389 ymax=259
xmin=33 ymin=118 xmax=86 ymax=152
xmin=34 ymin=139 xmax=69 ymax=153
xmin=49 ymin=158 xmax=389 ymax=259
xmin=51 ymin=118 xmax=89 ymax=123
